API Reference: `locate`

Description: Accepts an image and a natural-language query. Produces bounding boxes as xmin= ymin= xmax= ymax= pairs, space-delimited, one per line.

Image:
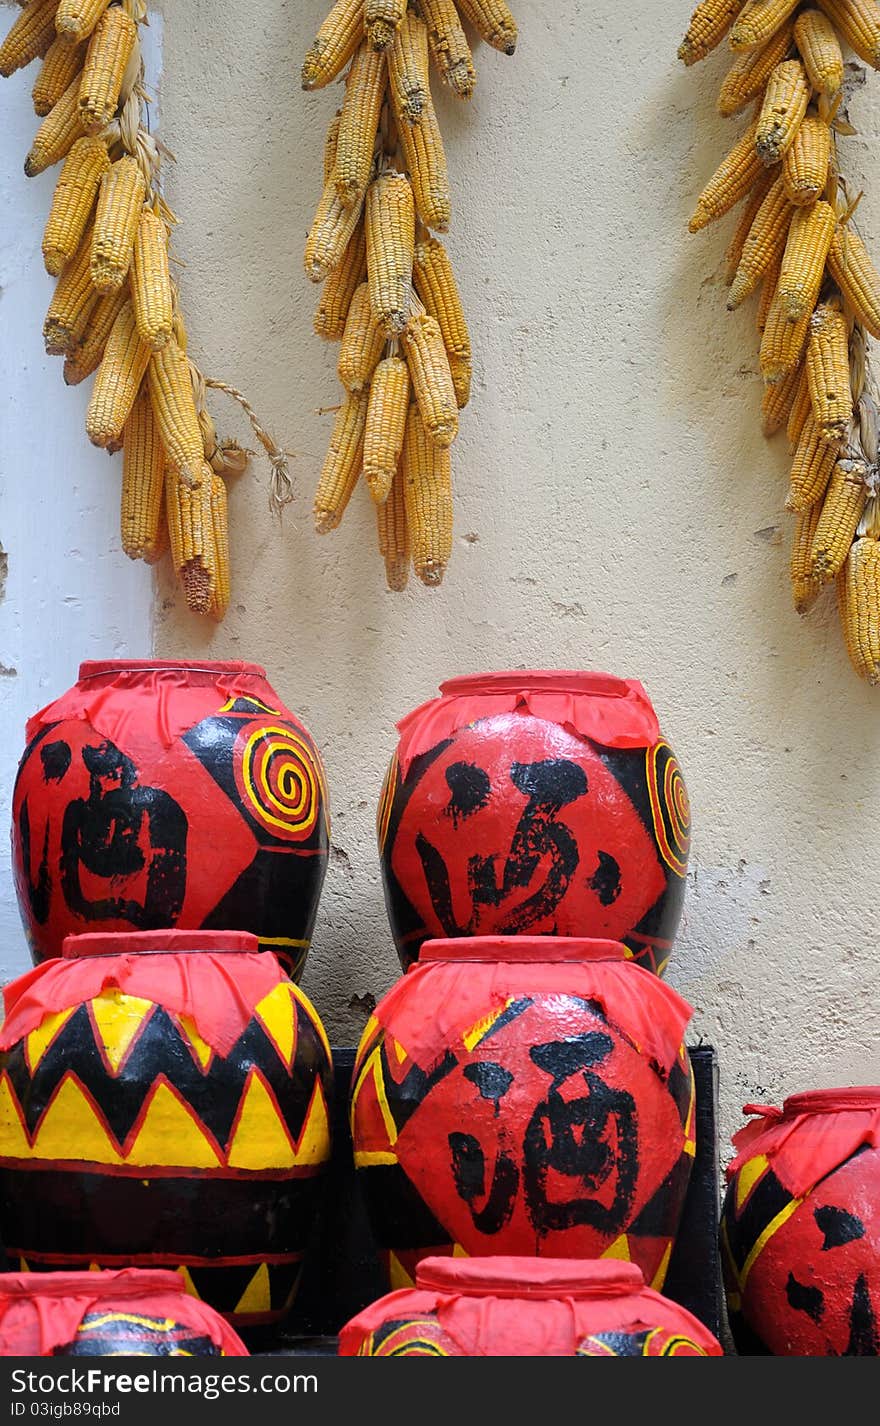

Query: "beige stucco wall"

xmin=154 ymin=1 xmax=880 ymax=1150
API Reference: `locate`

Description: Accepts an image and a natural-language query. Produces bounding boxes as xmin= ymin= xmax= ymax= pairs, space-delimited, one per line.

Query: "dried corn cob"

xmin=323 ymin=111 xmax=342 ymax=184
xmin=121 ymin=386 xmax=165 ymax=560
xmin=688 ymin=120 xmax=764 ymax=231
xmin=77 ymin=4 xmax=136 ymax=134
xmin=761 ymin=358 xmax=801 ymax=434
xmin=0 ymin=0 xmax=58 ymax=80
xmin=42 ymin=221 xmax=96 ymax=353
xmin=314 ymin=221 xmax=367 ymax=339
xmin=304 ymin=168 xmax=364 ymax=282
xmin=302 ymin=0 xmax=364 ymax=90
xmin=365 ymin=353 xmax=410 ymax=502
xmin=728 ymin=178 xmax=792 ymax=308
xmin=724 ymin=167 xmax=778 ymax=283
xmin=419 ymin=0 xmax=475 ymax=97
xmin=42 ymin=134 xmax=108 ymax=276
xmin=24 ymin=73 xmax=80 ymax=175
xmin=786 ymin=411 xmax=840 ymax=508
xmin=791 ymin=500 xmax=824 ymax=611
xmin=827 ymin=223 xmax=880 ymax=338
xmin=402 ymin=401 xmax=453 ymax=585
xmin=404 ymin=310 xmax=458 ymax=447
xmin=63 ymin=282 xmax=127 ymax=382
xmin=85 ymin=299 xmax=150 ymax=447
xmin=32 ymin=34 xmax=84 ymax=115
xmin=810 ymin=457 xmax=868 ymax=579
xmin=131 ymin=207 xmax=173 ymax=350
xmin=388 ymin=8 xmax=430 ymax=122
xmin=90 ymin=154 xmax=145 ymax=292
xmin=166 ymin=463 xmax=216 ymax=614
xmin=839 ymin=536 xmax=880 ymax=681
xmin=55 ymin=0 xmax=109 ymax=42
xmin=787 ymin=364 xmax=812 ymax=444
xmin=413 ymin=235 xmax=471 ymax=358
xmin=456 ymin=0 xmax=517 ymax=54
xmin=314 ymin=390 xmax=369 ymax=532
xmin=338 ymin=280 xmax=387 ymax=392
xmin=365 ymin=0 xmax=407 ymax=52
xmin=717 ymin=23 xmax=794 ymax=115
xmin=678 ymin=0 xmax=742 ymax=64
xmin=756 ymin=250 xmax=783 ymax=332
xmin=447 ymin=351 xmax=472 ymax=407
xmin=775 ymin=199 xmax=836 ymax=320
xmin=336 ymin=42 xmax=386 ymax=209
xmin=782 ymin=114 xmax=831 ymax=205
xmin=366 ymin=171 xmax=415 ymax=333
xmin=816 ymin=0 xmax=880 ymax=68
xmin=147 ymin=338 xmax=205 ymax=482
xmin=208 ymin=472 xmax=230 ymax=621
xmin=730 ymin=0 xmax=801 ymax=51
xmin=395 ymin=97 xmax=451 ymax=231
xmin=377 ymin=467 xmax=410 ymax=590
xmin=755 ymin=60 xmax=810 ymax=164
xmin=806 ymin=301 xmax=852 ymax=442
xmin=760 ymin=290 xmax=812 ymax=380
xmin=793 ymin=9 xmax=844 ymax=98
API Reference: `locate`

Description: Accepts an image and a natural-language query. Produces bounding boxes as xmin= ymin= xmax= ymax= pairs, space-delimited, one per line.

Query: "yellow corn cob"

xmin=304 ymin=168 xmax=364 ymax=282
xmin=131 ymin=207 xmax=173 ymax=351
xmin=816 ymin=0 xmax=880 ymax=67
xmin=782 ymin=114 xmax=831 ymax=205
xmin=365 ymin=0 xmax=408 ymax=51
xmin=366 ymin=171 xmax=415 ymax=333
xmin=90 ymin=154 xmax=145 ymax=293
xmin=32 ymin=34 xmax=84 ymax=115
xmin=418 ymin=0 xmax=476 ymax=97
xmin=730 ymin=0 xmax=801 ymax=51
xmin=404 ymin=311 xmax=458 ymax=447
xmin=42 ymin=134 xmax=108 ymax=276
xmin=724 ymin=167 xmax=778 ymax=284
xmin=806 ymin=301 xmax=852 ymax=442
xmin=402 ymin=402 xmax=453 ymax=586
xmin=25 ymin=74 xmax=81 ymax=176
xmin=794 ymin=9 xmax=844 ymax=96
xmin=121 ymin=386 xmax=165 ymax=561
xmin=166 ymin=463 xmax=216 ymax=614
xmin=302 ymin=0 xmax=364 ymax=90
xmin=388 ymin=8 xmax=430 ymax=122
xmin=727 ymin=178 xmax=791 ymax=308
xmin=810 ymin=457 xmax=868 ymax=579
xmin=377 ymin=468 xmax=410 ymax=590
xmin=389 ymin=14 xmax=451 ymax=230
xmin=775 ymin=199 xmax=836 ymax=321
xmin=55 ymin=0 xmax=109 ymax=41
xmin=839 ymin=537 xmax=880 ymax=681
xmin=447 ymin=351 xmax=472 ymax=408
xmin=791 ymin=501 xmax=824 ymax=611
xmin=62 ymin=282 xmax=127 ymax=382
xmin=826 ymin=223 xmax=880 ymax=338
xmin=787 ymin=365 xmax=812 ymax=445
xmin=678 ymin=0 xmax=742 ymax=64
xmin=760 ymin=290 xmax=811 ymax=380
xmin=785 ymin=410 xmax=840 ymax=508
xmin=324 ymin=111 xmax=342 ymax=184
xmin=338 ymin=281 xmax=387 ymax=393
xmin=413 ymin=236 xmax=471 ymax=358
xmin=717 ymin=23 xmax=794 ymax=115
xmin=335 ymin=42 xmax=386 ymax=208
xmin=314 ymin=221 xmax=367 ymax=339
xmin=42 ymin=221 xmax=96 ymax=354
xmin=756 ymin=251 xmax=782 ymax=332
xmin=147 ymin=339 xmax=205 ymax=482
xmin=761 ymin=359 xmax=801 ymax=435
xmin=0 ymin=0 xmax=58 ymax=79
xmin=455 ymin=0 xmax=517 ymax=54
xmin=365 ymin=354 xmax=410 ymax=503
xmin=208 ymin=473 xmax=230 ymax=621
xmin=688 ymin=119 xmax=764 ymax=231
xmin=755 ymin=60 xmax=810 ymax=164
xmin=77 ymin=4 xmax=136 ymax=134
xmin=314 ymin=390 xmax=369 ymax=533
xmin=85 ymin=299 xmax=150 ymax=447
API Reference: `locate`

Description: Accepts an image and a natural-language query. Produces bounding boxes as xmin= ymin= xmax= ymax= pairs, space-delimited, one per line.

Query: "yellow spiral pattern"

xmin=240 ymin=725 xmax=327 ymax=841
xmin=646 ymin=741 xmax=691 ymax=878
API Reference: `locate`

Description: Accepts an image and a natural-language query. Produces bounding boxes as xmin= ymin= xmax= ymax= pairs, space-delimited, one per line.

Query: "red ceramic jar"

xmin=340 ymin=1257 xmax=722 ymax=1356
xmin=351 ymin=936 xmax=695 ymax=1290
xmin=11 ymin=660 xmax=330 ymax=979
xmin=0 ymin=931 xmax=333 ymax=1327
xmin=377 ymin=670 xmax=690 ymax=976
xmin=721 ymin=1088 xmax=880 ymax=1355
xmin=0 ymin=1269 xmax=247 ymax=1356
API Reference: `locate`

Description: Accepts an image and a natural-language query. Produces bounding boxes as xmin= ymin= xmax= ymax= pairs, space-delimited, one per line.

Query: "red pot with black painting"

xmin=377 ymin=671 xmax=690 ymax=977
xmin=721 ymin=1089 xmax=880 ymax=1355
xmin=339 ymin=1257 xmax=722 ymax=1356
xmin=350 ymin=936 xmax=695 ymax=1291
xmin=11 ymin=660 xmax=330 ymax=979
xmin=0 ymin=1269 xmax=247 ymax=1356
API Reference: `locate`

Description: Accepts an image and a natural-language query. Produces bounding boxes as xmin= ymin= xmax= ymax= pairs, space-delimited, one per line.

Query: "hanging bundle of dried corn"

xmin=679 ymin=0 xmax=880 ymax=683
xmin=301 ymin=0 xmax=518 ymax=590
xmin=1 ymin=0 xmax=291 ymax=619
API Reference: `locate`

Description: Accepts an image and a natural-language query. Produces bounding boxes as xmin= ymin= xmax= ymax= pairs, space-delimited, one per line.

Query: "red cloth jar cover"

xmin=339 ymin=1257 xmax=722 ymax=1356
xmin=11 ymin=660 xmax=330 ymax=980
xmin=0 ymin=1269 xmax=247 ymax=1356
xmin=721 ymin=1088 xmax=880 ymax=1355
xmin=377 ymin=671 xmax=690 ymax=977
xmin=0 ymin=932 xmax=334 ymax=1328
xmin=350 ymin=937 xmax=695 ymax=1291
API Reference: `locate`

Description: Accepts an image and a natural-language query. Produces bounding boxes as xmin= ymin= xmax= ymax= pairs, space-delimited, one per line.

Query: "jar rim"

xmin=78 ymin=660 xmax=267 ymax=680
xmin=414 ymin=1256 xmax=644 ymax=1299
xmin=439 ymin=670 xmax=631 ymax=699
xmin=783 ymin=1086 xmax=880 ymax=1115
xmin=62 ymin=930 xmax=260 ymax=960
xmin=418 ymin=937 xmax=629 ymax=965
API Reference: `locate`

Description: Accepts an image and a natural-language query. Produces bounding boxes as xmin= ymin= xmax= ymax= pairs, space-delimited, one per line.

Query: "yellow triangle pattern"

xmin=388 ymin=1252 xmax=415 ymax=1289
xmin=0 ymin=1073 xmax=32 ymax=1158
xmin=290 ymin=983 xmax=332 ymax=1064
xmin=177 ymin=1265 xmax=199 ymax=1300
xmin=452 ymin=1243 xmax=469 ymax=1258
xmin=126 ymin=1082 xmax=221 ymax=1169
xmin=393 ymin=1036 xmax=408 ymax=1065
xmin=292 ymin=1078 xmax=331 ymax=1165
xmin=602 ymin=1235 xmax=632 ymax=1262
xmin=650 ymin=1243 xmax=673 ymax=1291
xmin=234 ymin=1262 xmax=271 ymax=1315
xmin=463 ymin=999 xmax=514 ymax=1052
xmin=735 ymin=1154 xmax=770 ymax=1212
xmin=25 ymin=1007 xmax=75 ymax=1074
xmin=32 ymin=1076 xmax=124 ymax=1165
xmin=253 ymin=984 xmax=298 ymax=1070
xmin=90 ymin=992 xmax=155 ymax=1075
xmin=227 ymin=1069 xmax=297 ymax=1170
xmin=177 ymin=1015 xmax=214 ymax=1072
